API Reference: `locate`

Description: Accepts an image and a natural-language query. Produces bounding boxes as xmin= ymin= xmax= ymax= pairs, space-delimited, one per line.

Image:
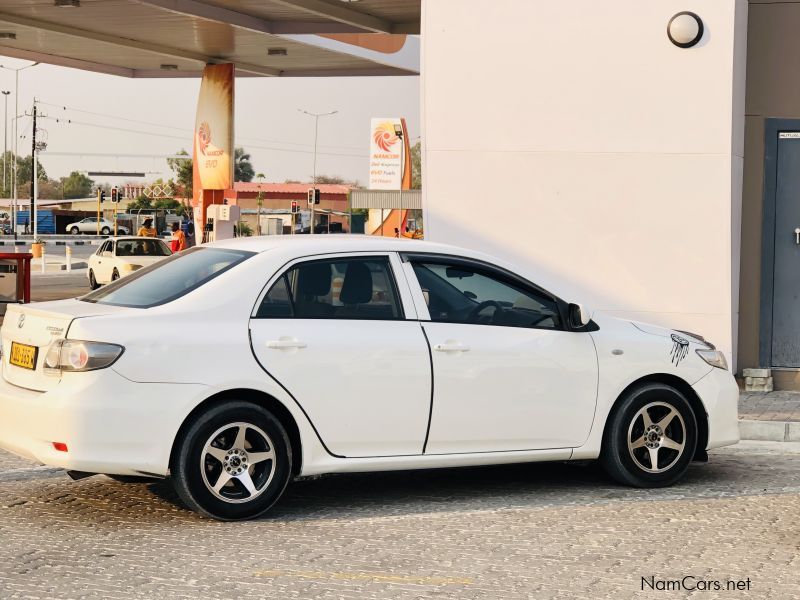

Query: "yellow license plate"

xmin=9 ymin=342 xmax=38 ymax=370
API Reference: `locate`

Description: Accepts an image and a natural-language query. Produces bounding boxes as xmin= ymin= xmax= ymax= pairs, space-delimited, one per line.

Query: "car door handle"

xmin=266 ymin=338 xmax=307 ymax=350
xmin=433 ymin=342 xmax=470 ymax=353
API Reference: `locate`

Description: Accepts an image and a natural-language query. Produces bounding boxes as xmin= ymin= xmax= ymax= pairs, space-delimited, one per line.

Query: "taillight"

xmin=44 ymin=340 xmax=124 ymax=374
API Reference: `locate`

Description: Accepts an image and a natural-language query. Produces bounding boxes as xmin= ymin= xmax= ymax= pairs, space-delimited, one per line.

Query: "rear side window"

xmin=83 ymin=247 xmax=254 ymax=308
xmin=256 ymin=256 xmax=403 ymax=320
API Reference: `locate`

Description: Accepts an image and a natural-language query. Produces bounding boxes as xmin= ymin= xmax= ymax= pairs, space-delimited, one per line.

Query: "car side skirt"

xmin=299 ymin=447 xmax=573 ymax=477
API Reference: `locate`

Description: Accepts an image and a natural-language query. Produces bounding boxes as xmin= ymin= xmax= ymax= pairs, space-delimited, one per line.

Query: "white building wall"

xmin=421 ymin=0 xmax=748 ymax=367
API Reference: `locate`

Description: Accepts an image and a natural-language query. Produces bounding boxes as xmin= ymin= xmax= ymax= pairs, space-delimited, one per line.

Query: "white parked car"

xmin=66 ymin=217 xmax=129 ymax=236
xmin=0 ymin=237 xmax=739 ymax=520
xmin=87 ymin=237 xmax=172 ymax=289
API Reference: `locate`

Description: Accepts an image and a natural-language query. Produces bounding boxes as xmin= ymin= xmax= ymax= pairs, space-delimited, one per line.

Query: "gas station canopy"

xmin=0 ymin=0 xmax=420 ymax=77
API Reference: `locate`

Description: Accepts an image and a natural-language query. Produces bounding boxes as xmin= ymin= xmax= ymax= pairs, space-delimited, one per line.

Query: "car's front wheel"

xmin=88 ymin=269 xmax=99 ymax=290
xmin=70 ymin=226 xmax=79 ymax=235
xmin=600 ymin=383 xmax=697 ymax=488
xmin=101 ymin=226 xmax=111 ymax=235
xmin=171 ymin=401 xmax=292 ymax=520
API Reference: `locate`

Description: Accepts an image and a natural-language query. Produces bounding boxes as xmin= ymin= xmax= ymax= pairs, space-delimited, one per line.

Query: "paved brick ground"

xmin=1 ymin=443 xmax=799 ymax=599
xmin=739 ymin=391 xmax=800 ymax=422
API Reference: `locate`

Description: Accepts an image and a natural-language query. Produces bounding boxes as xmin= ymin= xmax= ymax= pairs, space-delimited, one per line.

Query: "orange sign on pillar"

xmin=192 ymin=63 xmax=235 ymax=242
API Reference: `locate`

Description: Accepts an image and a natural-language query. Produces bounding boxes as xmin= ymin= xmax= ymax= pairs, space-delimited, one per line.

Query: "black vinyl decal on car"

xmin=670 ymin=334 xmax=689 ymax=366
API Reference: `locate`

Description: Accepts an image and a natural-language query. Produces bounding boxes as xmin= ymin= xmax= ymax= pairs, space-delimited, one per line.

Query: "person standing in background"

xmin=170 ymin=221 xmax=186 ymax=253
xmin=137 ymin=217 xmax=157 ymax=237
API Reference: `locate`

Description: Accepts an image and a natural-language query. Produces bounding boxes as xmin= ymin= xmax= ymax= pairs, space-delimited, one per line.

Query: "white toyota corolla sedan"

xmin=0 ymin=237 xmax=739 ymax=520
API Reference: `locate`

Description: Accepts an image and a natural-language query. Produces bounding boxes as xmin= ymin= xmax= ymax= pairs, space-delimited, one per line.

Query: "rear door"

xmin=249 ymin=253 xmax=432 ymax=457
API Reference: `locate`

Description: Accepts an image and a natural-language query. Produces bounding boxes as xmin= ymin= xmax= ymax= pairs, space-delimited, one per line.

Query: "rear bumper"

xmin=692 ymin=367 xmax=740 ymax=450
xmin=0 ymin=367 xmax=207 ymax=476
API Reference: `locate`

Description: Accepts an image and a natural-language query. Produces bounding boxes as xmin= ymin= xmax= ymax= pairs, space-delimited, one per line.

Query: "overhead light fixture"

xmin=0 ymin=32 xmax=17 ymax=40
xmin=667 ymin=12 xmax=704 ymax=48
xmin=268 ymin=48 xmax=288 ymax=56
xmin=54 ymin=0 xmax=81 ymax=6
xmin=160 ymin=64 xmax=179 ymax=70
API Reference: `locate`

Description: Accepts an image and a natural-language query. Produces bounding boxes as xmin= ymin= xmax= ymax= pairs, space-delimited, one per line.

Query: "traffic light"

xmin=110 ymin=187 xmax=119 ymax=203
xmin=307 ymin=188 xmax=320 ymax=206
xmin=98 ymin=189 xmax=106 ymax=203
xmin=291 ymin=200 xmax=299 ymax=214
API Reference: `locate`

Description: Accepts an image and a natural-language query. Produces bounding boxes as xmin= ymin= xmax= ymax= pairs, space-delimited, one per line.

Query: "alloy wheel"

xmin=200 ymin=422 xmax=276 ymax=504
xmin=626 ymin=401 xmax=686 ymax=474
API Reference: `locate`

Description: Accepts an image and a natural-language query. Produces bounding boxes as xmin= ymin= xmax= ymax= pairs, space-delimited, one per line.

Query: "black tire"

xmin=600 ymin=383 xmax=697 ymax=488
xmin=89 ymin=270 xmax=99 ymax=290
xmin=111 ymin=269 xmax=120 ymax=281
xmin=70 ymin=226 xmax=80 ymax=235
xmin=101 ymin=226 xmax=111 ymax=235
xmin=171 ymin=401 xmax=292 ymax=520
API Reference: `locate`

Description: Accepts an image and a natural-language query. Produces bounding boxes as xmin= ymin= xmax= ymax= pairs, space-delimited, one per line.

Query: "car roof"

xmin=207 ymin=234 xmax=474 ymax=258
xmin=111 ymin=236 xmax=166 ymax=242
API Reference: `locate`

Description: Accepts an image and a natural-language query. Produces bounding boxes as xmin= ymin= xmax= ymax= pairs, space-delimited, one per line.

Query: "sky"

xmin=0 ymin=57 xmax=420 ymax=189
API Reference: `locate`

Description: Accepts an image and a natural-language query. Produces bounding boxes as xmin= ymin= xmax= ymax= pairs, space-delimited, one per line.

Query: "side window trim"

xmin=403 ymin=253 xmax=567 ymax=331
xmin=252 ymin=253 xmax=408 ymax=321
xmin=400 ymin=251 xmax=562 ymax=306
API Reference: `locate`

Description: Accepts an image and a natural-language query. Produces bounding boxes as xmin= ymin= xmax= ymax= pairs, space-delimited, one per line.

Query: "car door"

xmin=249 ymin=253 xmax=432 ymax=458
xmin=94 ymin=241 xmax=113 ymax=282
xmin=403 ymin=255 xmax=598 ymax=454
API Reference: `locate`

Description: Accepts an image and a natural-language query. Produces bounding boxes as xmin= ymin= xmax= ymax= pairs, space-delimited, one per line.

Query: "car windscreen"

xmin=82 ymin=247 xmax=255 ymax=308
xmin=116 ymin=239 xmax=172 ymax=257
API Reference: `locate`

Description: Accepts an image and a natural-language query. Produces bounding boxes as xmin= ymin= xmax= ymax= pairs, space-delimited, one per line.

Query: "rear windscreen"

xmin=82 ymin=247 xmax=254 ymax=308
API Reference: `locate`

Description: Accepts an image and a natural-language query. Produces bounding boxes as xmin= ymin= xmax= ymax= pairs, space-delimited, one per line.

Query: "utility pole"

xmin=30 ymin=100 xmax=36 ymax=240
xmin=1 ymin=61 xmax=39 ymax=238
xmin=298 ymin=109 xmax=337 ymax=234
xmin=1 ymin=91 xmax=9 ymax=199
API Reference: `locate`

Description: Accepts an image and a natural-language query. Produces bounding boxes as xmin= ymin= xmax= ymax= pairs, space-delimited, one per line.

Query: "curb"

xmin=739 ymin=419 xmax=800 ymax=442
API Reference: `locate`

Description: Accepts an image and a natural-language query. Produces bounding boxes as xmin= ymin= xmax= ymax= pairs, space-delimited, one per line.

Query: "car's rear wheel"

xmin=88 ymin=269 xmax=99 ymax=290
xmin=70 ymin=226 xmax=79 ymax=235
xmin=101 ymin=226 xmax=111 ymax=235
xmin=600 ymin=383 xmax=697 ymax=488
xmin=111 ymin=268 xmax=120 ymax=281
xmin=171 ymin=401 xmax=292 ymax=520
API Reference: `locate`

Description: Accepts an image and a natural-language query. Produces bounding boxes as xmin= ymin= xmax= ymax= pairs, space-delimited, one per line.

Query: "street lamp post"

xmin=0 ymin=61 xmax=39 ymax=238
xmin=298 ymin=109 xmax=337 ymax=235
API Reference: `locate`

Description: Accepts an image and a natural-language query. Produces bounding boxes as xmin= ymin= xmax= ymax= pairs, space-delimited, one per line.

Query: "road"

xmin=30 ymin=272 xmax=90 ymax=302
xmin=0 ymin=442 xmax=798 ymax=599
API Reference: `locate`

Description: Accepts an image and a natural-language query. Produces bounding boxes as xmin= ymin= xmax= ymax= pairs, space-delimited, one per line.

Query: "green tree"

xmin=126 ymin=194 xmax=153 ymax=211
xmin=153 ymin=197 xmax=189 ymax=217
xmin=410 ymin=141 xmax=422 ymax=189
xmin=16 ymin=154 xmax=48 ymax=186
xmin=61 ymin=171 xmax=95 ymax=199
xmin=234 ymin=147 xmax=255 ymax=182
xmin=167 ymin=150 xmax=192 ymax=199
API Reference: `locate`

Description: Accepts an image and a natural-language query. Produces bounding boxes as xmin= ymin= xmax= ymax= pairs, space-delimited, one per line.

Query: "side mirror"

xmin=102 ymin=251 xmax=112 ymax=258
xmin=568 ymin=303 xmax=591 ymax=328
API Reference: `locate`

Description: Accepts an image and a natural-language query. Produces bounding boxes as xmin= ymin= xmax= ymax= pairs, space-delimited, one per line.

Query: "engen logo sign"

xmin=193 ymin=64 xmax=234 ymax=191
xmin=369 ymin=118 xmax=409 ymax=190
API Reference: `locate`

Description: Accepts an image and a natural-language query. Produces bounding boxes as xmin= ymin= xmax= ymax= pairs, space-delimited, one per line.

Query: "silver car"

xmin=66 ymin=217 xmax=129 ymax=236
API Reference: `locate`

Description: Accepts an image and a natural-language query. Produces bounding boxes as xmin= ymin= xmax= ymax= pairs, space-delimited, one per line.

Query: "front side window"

xmin=411 ymin=261 xmax=561 ymax=329
xmin=98 ymin=241 xmax=111 ymax=255
xmin=256 ymin=256 xmax=403 ymax=320
xmin=83 ymin=247 xmax=254 ymax=308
